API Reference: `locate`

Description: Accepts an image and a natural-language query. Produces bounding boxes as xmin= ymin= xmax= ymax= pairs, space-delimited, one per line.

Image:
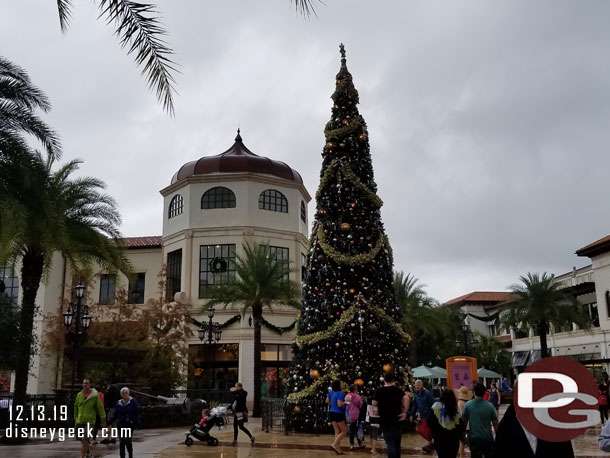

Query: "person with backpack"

xmin=345 ymin=384 xmax=365 ymax=450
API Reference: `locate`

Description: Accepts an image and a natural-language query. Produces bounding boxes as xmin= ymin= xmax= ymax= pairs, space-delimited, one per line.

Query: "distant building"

xmin=444 ymin=233 xmax=610 ymax=381
xmin=0 ymin=131 xmax=311 ymax=402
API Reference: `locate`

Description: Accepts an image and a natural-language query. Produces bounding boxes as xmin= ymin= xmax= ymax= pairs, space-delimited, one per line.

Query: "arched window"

xmin=202 ymin=187 xmax=236 ymax=209
xmin=259 ymin=189 xmax=288 ymax=213
xmin=168 ymin=194 xmax=183 ymax=218
xmin=300 ymin=201 xmax=307 ymax=223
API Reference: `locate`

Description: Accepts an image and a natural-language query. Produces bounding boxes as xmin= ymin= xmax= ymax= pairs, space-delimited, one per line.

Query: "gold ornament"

xmin=294 ymin=406 xmax=302 ymax=413
xmin=349 ymin=288 xmax=356 ymax=294
xmin=340 ymin=223 xmax=351 ymax=231
xmin=327 ymin=141 xmax=334 ymax=148
xmin=354 ymin=378 xmax=364 ymax=386
xmin=359 ymin=134 xmax=367 ymax=140
xmin=310 ymin=369 xmax=320 ymax=378
xmin=342 ymin=119 xmax=349 ymax=125
xmin=334 ymin=363 xmax=340 ymax=370
xmin=383 ymin=364 xmax=392 ymax=373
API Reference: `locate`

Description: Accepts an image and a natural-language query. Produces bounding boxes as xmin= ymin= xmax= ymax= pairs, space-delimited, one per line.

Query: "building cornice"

xmin=159 ymin=172 xmax=312 ymax=202
xmin=162 ymin=226 xmax=309 ymax=247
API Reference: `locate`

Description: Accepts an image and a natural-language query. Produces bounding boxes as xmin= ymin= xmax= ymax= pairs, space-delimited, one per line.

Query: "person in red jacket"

xmin=599 ymin=383 xmax=609 ymax=425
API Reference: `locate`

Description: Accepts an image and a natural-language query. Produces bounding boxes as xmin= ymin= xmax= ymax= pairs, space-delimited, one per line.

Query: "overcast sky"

xmin=2 ymin=1 xmax=610 ymax=302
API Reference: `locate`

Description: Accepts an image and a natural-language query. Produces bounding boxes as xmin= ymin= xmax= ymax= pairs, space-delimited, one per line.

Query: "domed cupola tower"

xmin=159 ymin=130 xmax=311 ymax=396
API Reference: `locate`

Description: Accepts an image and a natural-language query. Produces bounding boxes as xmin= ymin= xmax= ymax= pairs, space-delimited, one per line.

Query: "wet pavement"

xmin=1 ymin=418 xmax=609 ymax=457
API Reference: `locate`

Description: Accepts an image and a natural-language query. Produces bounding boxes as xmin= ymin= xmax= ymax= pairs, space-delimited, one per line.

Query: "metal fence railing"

xmin=261 ymin=397 xmax=333 ymax=435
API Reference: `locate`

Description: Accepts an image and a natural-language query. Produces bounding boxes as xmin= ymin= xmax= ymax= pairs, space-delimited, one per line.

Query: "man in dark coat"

xmin=494 ymin=404 xmax=574 ymax=458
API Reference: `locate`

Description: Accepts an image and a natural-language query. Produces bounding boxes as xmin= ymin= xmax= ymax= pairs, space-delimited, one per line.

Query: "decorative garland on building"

xmin=191 ymin=314 xmax=241 ymax=330
xmin=287 ymin=371 xmax=338 ymax=403
xmin=318 ymin=225 xmax=386 ymax=266
xmin=466 ymin=311 xmax=501 ymax=323
xmin=261 ymin=317 xmax=297 ymax=334
xmin=295 ymin=301 xmax=410 ymax=348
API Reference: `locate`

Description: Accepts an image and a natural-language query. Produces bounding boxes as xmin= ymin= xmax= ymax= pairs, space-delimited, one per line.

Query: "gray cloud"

xmin=2 ymin=0 xmax=610 ymax=302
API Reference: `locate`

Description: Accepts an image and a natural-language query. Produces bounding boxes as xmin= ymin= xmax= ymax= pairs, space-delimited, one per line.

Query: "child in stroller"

xmin=185 ymin=406 xmax=228 ymax=446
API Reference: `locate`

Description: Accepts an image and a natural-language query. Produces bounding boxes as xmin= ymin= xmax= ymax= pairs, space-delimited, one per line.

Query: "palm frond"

xmin=0 ymin=56 xmax=60 ymax=160
xmin=57 ymin=0 xmax=74 ymax=34
xmin=97 ymin=0 xmax=177 ymax=116
xmin=291 ymin=0 xmax=321 ymax=18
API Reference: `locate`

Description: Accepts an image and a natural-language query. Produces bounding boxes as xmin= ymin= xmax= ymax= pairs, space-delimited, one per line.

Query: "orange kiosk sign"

xmin=446 ymin=356 xmax=478 ymax=390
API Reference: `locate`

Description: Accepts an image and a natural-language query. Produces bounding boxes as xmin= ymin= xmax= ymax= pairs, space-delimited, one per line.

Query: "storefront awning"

xmin=512 ymin=351 xmax=530 ymax=367
xmin=555 ymin=344 xmax=602 ymax=362
xmin=530 ymin=350 xmax=542 ymax=364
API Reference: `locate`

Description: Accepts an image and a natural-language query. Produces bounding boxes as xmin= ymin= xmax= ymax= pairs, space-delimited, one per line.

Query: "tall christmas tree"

xmin=286 ymin=45 xmax=410 ymax=403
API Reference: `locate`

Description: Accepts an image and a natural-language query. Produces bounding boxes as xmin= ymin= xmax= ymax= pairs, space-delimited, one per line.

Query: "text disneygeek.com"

xmin=4 ymin=424 xmax=132 ymax=441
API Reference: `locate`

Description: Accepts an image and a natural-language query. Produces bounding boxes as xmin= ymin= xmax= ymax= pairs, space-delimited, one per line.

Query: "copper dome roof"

xmin=171 ymin=131 xmax=303 ymax=185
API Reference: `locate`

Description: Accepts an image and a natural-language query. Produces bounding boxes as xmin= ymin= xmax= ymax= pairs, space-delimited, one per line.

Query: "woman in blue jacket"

xmin=108 ymin=387 xmax=141 ymax=458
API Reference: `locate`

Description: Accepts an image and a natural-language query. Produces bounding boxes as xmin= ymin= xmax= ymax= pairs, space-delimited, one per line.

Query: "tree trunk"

xmin=539 ymin=321 xmax=549 ymax=359
xmin=13 ymin=247 xmax=44 ymax=407
xmin=252 ymin=304 xmax=262 ymax=417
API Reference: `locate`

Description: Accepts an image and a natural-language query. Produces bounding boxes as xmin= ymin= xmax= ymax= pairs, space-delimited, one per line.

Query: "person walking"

xmin=410 ymin=379 xmax=435 ymax=453
xmin=498 ymin=403 xmax=574 ymax=457
xmin=500 ymin=377 xmax=512 ymax=393
xmin=100 ymin=382 xmax=120 ymax=444
xmin=91 ymin=384 xmax=105 ymax=444
xmin=372 ymin=372 xmax=410 ymax=458
xmin=488 ymin=384 xmax=500 ymax=415
xmin=107 ymin=387 xmax=141 ymax=458
xmin=426 ymin=389 xmax=465 ymax=458
xmin=346 ymin=384 xmax=365 ymax=450
xmin=455 ymin=386 xmax=472 ymax=458
xmin=600 ymin=383 xmax=609 ymax=425
xmin=74 ymin=378 xmax=106 ymax=458
xmin=327 ymin=379 xmax=348 ymax=454
xmin=228 ymin=382 xmax=255 ymax=446
xmin=462 ymin=383 xmax=498 ymax=458
xmin=366 ymin=398 xmax=380 ymax=456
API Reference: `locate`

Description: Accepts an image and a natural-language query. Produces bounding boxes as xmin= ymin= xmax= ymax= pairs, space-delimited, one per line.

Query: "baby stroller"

xmin=185 ymin=406 xmax=228 ymax=446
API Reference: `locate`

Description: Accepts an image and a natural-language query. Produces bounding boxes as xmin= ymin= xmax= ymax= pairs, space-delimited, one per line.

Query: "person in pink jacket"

xmin=345 ymin=385 xmax=365 ymax=450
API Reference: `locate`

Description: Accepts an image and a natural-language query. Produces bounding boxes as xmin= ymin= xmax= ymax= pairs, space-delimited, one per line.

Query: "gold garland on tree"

xmin=315 ymin=161 xmax=383 ymax=208
xmin=287 ymin=371 xmax=338 ymax=403
xmin=324 ymin=117 xmax=361 ymax=141
xmin=318 ymin=225 xmax=386 ymax=266
xmin=295 ymin=300 xmax=410 ymax=348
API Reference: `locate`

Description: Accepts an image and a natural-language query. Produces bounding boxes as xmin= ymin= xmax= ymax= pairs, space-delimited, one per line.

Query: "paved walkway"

xmin=1 ymin=419 xmax=608 ymax=457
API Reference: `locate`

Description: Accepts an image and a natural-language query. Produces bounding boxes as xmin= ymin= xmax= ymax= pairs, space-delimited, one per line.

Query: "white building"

xmin=0 ymin=131 xmax=311 ymax=401
xmin=444 ymin=233 xmax=610 ymax=382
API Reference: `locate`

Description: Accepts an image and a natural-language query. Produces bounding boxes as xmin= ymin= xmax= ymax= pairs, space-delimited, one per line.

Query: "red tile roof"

xmin=444 ymin=291 xmax=514 ymax=307
xmin=119 ymin=236 xmax=162 ymax=249
xmin=576 ymin=234 xmax=610 ymax=258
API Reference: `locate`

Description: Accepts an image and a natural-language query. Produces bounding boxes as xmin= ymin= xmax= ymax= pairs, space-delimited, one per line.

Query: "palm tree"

xmin=394 ymin=271 xmax=448 ymax=365
xmin=500 ymin=272 xmax=590 ymax=358
xmin=52 ymin=0 xmax=321 ymax=115
xmin=203 ymin=242 xmax=301 ymax=417
xmin=0 ymin=153 xmax=129 ymax=407
xmin=473 ymin=333 xmax=511 ymax=376
xmin=0 ymin=56 xmax=61 ymax=160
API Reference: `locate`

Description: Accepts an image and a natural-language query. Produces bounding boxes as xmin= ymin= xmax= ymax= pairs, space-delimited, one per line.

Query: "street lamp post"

xmin=63 ymin=283 xmax=92 ymax=405
xmin=455 ymin=316 xmax=477 ymax=356
xmin=198 ymin=307 xmax=222 ymax=405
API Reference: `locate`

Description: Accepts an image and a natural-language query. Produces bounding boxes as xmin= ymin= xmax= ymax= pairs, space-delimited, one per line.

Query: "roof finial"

xmin=336 ymin=43 xmax=351 ymax=80
xmin=235 ymin=126 xmax=242 ymax=142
